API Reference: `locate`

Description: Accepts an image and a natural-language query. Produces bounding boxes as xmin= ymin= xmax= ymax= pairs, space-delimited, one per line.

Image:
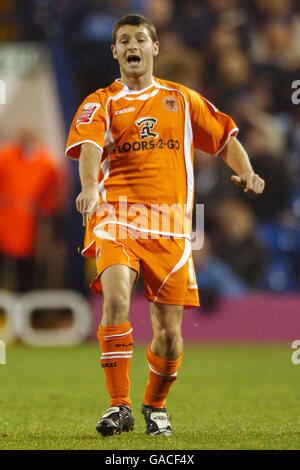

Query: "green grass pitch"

xmin=0 ymin=343 xmax=299 ymax=450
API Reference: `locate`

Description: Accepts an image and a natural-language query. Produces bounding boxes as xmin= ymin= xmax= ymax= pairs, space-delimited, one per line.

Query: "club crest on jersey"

xmin=162 ymin=96 xmax=179 ymax=112
xmin=135 ymin=117 xmax=159 ymax=140
xmin=76 ymin=103 xmax=101 ymax=126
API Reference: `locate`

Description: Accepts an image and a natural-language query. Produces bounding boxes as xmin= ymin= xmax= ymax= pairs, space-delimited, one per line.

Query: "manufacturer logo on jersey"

xmin=76 ymin=103 xmax=100 ymax=126
xmin=162 ymin=96 xmax=179 ymax=112
xmin=135 ymin=117 xmax=159 ymax=140
xmin=115 ymin=106 xmax=135 ymax=115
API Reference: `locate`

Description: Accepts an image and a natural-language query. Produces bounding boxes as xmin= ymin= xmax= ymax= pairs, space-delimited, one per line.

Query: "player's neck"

xmin=119 ymin=73 xmax=153 ymax=91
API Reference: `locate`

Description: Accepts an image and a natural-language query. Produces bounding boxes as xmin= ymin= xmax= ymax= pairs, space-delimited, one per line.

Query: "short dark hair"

xmin=112 ymin=14 xmax=158 ymax=44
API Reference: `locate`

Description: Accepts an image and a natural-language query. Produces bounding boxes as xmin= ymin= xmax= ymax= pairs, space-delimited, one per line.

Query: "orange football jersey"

xmin=66 ymin=77 xmax=238 ymax=257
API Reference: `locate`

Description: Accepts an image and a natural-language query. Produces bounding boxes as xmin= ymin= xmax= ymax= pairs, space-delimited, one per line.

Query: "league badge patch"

xmin=76 ymin=103 xmax=101 ymax=126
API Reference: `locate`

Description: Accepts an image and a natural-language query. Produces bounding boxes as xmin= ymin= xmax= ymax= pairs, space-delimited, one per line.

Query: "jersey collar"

xmin=115 ymin=77 xmax=156 ymax=95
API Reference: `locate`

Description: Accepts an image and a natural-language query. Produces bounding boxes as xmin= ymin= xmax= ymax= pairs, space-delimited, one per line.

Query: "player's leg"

xmin=101 ymin=264 xmax=137 ymax=326
xmin=149 ymin=302 xmax=183 ymax=360
xmin=87 ymin=228 xmax=141 ymax=435
xmin=142 ymin=302 xmax=184 ymax=436
xmin=96 ymin=264 xmax=137 ymax=436
xmin=140 ymin=236 xmax=199 ymax=435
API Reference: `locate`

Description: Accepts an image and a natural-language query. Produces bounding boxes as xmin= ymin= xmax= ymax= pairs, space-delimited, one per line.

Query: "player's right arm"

xmin=65 ymin=91 xmax=107 ymax=226
xmin=76 ymin=143 xmax=102 ymax=226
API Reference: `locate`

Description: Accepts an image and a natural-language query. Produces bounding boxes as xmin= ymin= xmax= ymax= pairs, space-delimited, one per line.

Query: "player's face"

xmin=112 ymin=25 xmax=159 ymax=79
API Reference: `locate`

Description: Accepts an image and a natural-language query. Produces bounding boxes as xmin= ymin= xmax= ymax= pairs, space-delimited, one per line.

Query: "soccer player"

xmin=66 ymin=14 xmax=265 ymax=436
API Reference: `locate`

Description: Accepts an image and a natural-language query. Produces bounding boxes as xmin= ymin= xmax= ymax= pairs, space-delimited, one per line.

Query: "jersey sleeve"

xmin=65 ymin=92 xmax=107 ymax=160
xmin=187 ymin=89 xmax=238 ymax=156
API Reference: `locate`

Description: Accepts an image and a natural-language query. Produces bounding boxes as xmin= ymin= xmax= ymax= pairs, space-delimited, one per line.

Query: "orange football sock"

xmin=97 ymin=321 xmax=133 ymax=408
xmin=143 ymin=345 xmax=183 ymax=409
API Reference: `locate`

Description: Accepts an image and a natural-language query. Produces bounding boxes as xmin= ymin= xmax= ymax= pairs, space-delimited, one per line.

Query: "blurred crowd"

xmin=1 ymin=0 xmax=300 ymax=299
xmin=0 ymin=126 xmax=65 ymax=292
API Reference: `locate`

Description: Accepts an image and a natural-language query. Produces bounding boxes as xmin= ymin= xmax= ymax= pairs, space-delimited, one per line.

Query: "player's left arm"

xmin=220 ymin=136 xmax=265 ymax=194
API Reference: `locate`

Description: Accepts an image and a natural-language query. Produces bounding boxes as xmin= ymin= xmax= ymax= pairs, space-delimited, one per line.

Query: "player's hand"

xmin=76 ymin=186 xmax=99 ymax=226
xmin=231 ymin=173 xmax=265 ymax=194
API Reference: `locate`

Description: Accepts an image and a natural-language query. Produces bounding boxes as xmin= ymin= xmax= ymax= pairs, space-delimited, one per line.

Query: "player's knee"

xmin=102 ymin=294 xmax=129 ymax=324
xmin=155 ymin=326 xmax=181 ymax=348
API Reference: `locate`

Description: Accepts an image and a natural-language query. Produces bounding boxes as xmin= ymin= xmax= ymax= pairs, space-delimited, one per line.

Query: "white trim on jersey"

xmin=65 ymin=140 xmax=103 ymax=159
xmin=123 ymin=89 xmax=159 ymax=101
xmin=183 ymin=98 xmax=194 ymax=231
xmin=104 ymin=87 xmax=130 ymax=131
xmin=202 ymin=96 xmax=219 ymax=113
xmin=215 ymin=127 xmax=239 ymax=156
xmin=115 ymin=78 xmax=155 ymax=95
xmin=152 ymin=79 xmax=194 ymax=234
xmin=98 ymin=157 xmax=110 ymax=203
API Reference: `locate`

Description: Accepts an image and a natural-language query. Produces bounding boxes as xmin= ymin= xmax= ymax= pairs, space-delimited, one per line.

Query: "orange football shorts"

xmin=89 ymin=224 xmax=199 ymax=309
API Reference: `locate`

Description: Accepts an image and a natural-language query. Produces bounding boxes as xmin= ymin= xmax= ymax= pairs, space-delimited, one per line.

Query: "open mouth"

xmin=127 ymin=55 xmax=141 ymax=64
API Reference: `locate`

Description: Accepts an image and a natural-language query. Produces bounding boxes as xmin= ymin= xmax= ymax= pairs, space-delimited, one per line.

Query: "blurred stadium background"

xmin=0 ymin=0 xmax=300 ymax=450
xmin=0 ymin=0 xmax=299 ymax=345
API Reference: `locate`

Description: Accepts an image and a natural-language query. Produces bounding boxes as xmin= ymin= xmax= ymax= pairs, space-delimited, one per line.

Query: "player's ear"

xmin=111 ymin=44 xmax=118 ymax=60
xmin=152 ymin=41 xmax=159 ymax=58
